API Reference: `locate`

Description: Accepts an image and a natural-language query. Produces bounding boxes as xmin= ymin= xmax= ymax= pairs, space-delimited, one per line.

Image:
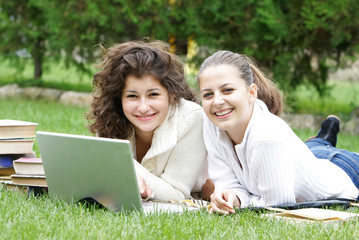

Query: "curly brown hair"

xmin=87 ymin=40 xmax=197 ymax=139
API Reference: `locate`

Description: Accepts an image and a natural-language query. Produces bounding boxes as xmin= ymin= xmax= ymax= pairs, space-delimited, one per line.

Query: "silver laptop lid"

xmin=36 ymin=131 xmax=142 ymax=212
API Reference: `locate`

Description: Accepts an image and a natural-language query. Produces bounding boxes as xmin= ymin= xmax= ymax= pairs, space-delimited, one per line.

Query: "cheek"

xmin=121 ymin=99 xmax=133 ymax=115
xmin=201 ymin=101 xmax=211 ymax=115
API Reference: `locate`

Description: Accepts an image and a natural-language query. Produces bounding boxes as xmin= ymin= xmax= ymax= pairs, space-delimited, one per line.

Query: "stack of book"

xmin=10 ymin=157 xmax=47 ymax=187
xmin=0 ymin=119 xmax=38 ymax=155
xmin=0 ymin=119 xmax=47 ymax=192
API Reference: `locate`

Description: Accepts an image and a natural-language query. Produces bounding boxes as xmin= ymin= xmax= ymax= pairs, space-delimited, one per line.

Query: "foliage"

xmin=193 ymin=0 xmax=359 ymax=95
xmin=0 ymin=0 xmax=49 ymax=78
xmin=1 ymin=0 xmax=359 ymax=96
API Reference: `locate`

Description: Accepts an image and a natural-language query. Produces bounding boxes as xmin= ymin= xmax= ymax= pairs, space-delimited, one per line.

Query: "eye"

xmin=126 ymin=94 xmax=138 ymax=98
xmin=223 ymin=88 xmax=234 ymax=94
xmin=149 ymin=92 xmax=160 ymax=97
xmin=202 ymin=92 xmax=213 ymax=99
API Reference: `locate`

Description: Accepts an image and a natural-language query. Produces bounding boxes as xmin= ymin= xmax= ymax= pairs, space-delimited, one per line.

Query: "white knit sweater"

xmin=131 ymin=98 xmax=207 ymax=201
xmin=204 ymin=99 xmax=358 ymax=207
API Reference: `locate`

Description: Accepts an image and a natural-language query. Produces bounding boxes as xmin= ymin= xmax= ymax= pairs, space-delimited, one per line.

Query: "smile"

xmin=135 ymin=113 xmax=157 ymax=121
xmin=214 ymin=109 xmax=233 ymax=119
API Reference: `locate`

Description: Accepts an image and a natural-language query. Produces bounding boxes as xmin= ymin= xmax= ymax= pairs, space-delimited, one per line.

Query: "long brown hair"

xmin=197 ymin=50 xmax=283 ymax=116
xmin=87 ymin=40 xmax=197 ymax=139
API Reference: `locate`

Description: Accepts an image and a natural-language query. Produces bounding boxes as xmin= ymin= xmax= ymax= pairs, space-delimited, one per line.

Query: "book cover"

xmin=0 ymin=155 xmax=14 ymax=168
xmin=0 ymin=153 xmax=37 ymax=168
xmin=0 ymin=119 xmax=38 ymax=139
xmin=0 ymin=139 xmax=35 ymax=154
xmin=13 ymin=157 xmax=44 ymax=175
xmin=11 ymin=174 xmax=47 ymax=187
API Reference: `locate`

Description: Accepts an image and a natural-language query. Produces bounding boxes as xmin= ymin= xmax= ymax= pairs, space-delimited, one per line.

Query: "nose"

xmin=213 ymin=93 xmax=224 ymax=106
xmin=138 ymin=98 xmax=150 ymax=113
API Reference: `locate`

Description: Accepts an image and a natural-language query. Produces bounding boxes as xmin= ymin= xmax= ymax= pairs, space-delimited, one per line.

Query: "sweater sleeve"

xmin=134 ymin=109 xmax=206 ymax=201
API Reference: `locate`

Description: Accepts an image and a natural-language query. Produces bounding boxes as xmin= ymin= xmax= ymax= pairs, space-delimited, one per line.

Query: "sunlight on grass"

xmin=291 ymin=79 xmax=359 ymax=118
xmin=1 ymin=98 xmax=359 ymax=238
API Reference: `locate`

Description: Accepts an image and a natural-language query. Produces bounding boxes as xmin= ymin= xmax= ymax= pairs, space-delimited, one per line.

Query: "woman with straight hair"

xmin=197 ymin=50 xmax=359 ymax=214
xmin=87 ymin=40 xmax=209 ymax=201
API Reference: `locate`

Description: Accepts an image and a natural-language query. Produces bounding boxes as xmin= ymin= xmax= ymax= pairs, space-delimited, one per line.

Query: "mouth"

xmin=135 ymin=113 xmax=157 ymax=121
xmin=214 ymin=109 xmax=233 ymax=119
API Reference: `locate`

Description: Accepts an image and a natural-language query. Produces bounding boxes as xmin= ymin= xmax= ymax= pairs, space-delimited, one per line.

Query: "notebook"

xmin=36 ymin=131 xmax=193 ymax=213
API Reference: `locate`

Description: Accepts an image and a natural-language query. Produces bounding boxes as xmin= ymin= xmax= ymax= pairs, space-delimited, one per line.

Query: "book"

xmin=0 ymin=167 xmax=15 ymax=176
xmin=0 ymin=139 xmax=35 ymax=154
xmin=13 ymin=157 xmax=44 ymax=175
xmin=1 ymin=180 xmax=48 ymax=195
xmin=0 ymin=176 xmax=12 ymax=180
xmin=0 ymin=119 xmax=38 ymax=139
xmin=263 ymin=207 xmax=359 ymax=224
xmin=1 ymin=180 xmax=28 ymax=193
xmin=11 ymin=174 xmax=47 ymax=187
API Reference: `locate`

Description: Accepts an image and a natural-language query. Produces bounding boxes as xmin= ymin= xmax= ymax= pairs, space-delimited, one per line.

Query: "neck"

xmin=135 ymin=130 xmax=153 ymax=146
xmin=227 ymin=104 xmax=254 ymax=145
xmin=135 ymin=131 xmax=153 ymax=163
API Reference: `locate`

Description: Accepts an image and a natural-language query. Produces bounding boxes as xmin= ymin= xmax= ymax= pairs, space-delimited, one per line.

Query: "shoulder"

xmin=177 ymin=98 xmax=203 ymax=116
xmin=176 ymin=99 xmax=204 ymax=123
xmin=249 ymin=100 xmax=294 ymax=143
xmin=175 ymin=99 xmax=204 ymax=136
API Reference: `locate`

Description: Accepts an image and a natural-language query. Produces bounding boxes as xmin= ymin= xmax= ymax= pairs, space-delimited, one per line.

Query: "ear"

xmin=169 ymin=94 xmax=175 ymax=103
xmin=248 ymin=83 xmax=257 ymax=103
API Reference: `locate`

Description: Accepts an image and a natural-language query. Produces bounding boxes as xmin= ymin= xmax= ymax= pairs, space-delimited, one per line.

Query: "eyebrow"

xmin=124 ymin=88 xmax=161 ymax=93
xmin=200 ymin=83 xmax=232 ymax=92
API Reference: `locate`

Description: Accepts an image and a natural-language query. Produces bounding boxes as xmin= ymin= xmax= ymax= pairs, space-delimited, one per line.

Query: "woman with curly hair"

xmin=87 ymin=40 xmax=210 ymax=201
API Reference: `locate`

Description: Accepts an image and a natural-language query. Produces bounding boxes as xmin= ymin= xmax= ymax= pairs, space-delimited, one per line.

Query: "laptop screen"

xmin=36 ymin=131 xmax=142 ymax=212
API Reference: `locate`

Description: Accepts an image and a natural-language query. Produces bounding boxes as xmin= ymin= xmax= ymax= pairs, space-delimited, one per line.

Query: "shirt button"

xmin=144 ymin=162 xmax=155 ymax=171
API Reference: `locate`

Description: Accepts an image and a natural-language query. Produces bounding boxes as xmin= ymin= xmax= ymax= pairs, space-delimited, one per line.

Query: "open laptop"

xmin=36 ymin=131 xmax=196 ymax=213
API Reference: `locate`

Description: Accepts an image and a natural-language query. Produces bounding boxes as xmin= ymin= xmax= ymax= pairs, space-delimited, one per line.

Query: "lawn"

xmin=1 ymin=98 xmax=359 ymax=239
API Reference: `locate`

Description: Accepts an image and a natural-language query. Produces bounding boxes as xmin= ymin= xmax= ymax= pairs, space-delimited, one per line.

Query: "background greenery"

xmin=1 ymin=98 xmax=359 ymax=239
xmin=1 ymin=0 xmax=359 ymax=101
xmin=1 ymin=1 xmax=359 ymax=238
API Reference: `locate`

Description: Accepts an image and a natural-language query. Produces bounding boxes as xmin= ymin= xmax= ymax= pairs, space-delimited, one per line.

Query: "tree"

xmin=0 ymin=0 xmax=49 ymax=79
xmin=193 ymin=0 xmax=359 ymax=95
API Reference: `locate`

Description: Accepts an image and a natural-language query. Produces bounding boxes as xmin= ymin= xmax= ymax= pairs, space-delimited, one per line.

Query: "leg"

xmin=315 ymin=115 xmax=340 ymax=147
xmin=306 ymin=138 xmax=359 ymax=189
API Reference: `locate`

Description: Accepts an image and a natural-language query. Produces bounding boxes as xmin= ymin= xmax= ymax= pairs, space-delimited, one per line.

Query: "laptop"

xmin=36 ymin=131 xmax=196 ymax=213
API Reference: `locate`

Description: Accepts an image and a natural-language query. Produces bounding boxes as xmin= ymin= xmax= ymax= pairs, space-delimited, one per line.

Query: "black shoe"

xmin=316 ymin=115 xmax=340 ymax=147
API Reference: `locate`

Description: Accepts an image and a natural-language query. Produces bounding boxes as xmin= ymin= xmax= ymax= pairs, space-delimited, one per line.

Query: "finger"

xmin=211 ymin=202 xmax=230 ymax=215
xmin=212 ymin=194 xmax=234 ymax=212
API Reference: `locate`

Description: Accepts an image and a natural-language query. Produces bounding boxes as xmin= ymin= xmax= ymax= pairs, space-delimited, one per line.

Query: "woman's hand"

xmin=137 ymin=175 xmax=153 ymax=200
xmin=209 ymin=189 xmax=240 ymax=214
xmin=202 ymin=178 xmax=215 ymax=201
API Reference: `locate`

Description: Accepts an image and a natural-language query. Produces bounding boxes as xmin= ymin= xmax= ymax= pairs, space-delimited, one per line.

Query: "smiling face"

xmin=199 ymin=64 xmax=257 ymax=144
xmin=122 ymin=75 xmax=171 ymax=138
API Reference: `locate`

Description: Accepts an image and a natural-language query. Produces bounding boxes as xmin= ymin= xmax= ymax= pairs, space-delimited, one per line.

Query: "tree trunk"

xmin=32 ymin=37 xmax=44 ymax=79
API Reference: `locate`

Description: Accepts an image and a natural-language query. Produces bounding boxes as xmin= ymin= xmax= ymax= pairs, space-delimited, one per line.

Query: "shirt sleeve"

xmin=203 ymin=117 xmax=254 ymax=205
xmin=135 ymin=109 xmax=207 ymax=201
xmin=247 ymin=141 xmax=296 ymax=206
xmin=204 ymin=116 xmax=296 ymax=207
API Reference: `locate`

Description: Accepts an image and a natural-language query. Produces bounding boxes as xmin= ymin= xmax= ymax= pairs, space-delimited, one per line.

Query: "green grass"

xmin=289 ymin=79 xmax=359 ymax=119
xmin=1 ymin=98 xmax=359 ymax=239
xmin=0 ymin=57 xmax=94 ymax=92
xmin=1 ymin=189 xmax=359 ymax=239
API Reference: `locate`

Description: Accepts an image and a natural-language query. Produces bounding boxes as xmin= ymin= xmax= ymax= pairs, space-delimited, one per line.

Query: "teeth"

xmin=215 ymin=109 xmax=232 ymax=116
xmin=138 ymin=114 xmax=155 ymax=118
